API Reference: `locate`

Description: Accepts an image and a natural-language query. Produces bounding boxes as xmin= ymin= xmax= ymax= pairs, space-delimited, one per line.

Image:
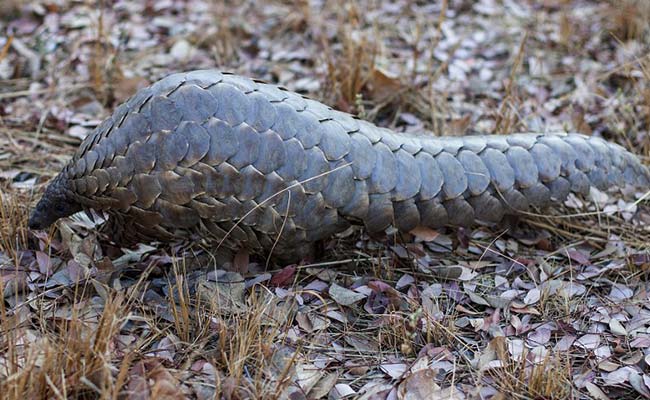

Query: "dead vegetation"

xmin=0 ymin=290 xmax=126 ymax=399
xmin=318 ymin=0 xmax=453 ymax=135
xmin=2 ymin=0 xmax=650 ymax=399
xmin=481 ymin=337 xmax=573 ymax=400
xmin=607 ymin=0 xmax=650 ymax=42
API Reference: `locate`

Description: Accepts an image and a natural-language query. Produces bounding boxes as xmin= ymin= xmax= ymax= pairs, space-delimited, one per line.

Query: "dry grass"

xmin=0 ymin=191 xmax=29 ymax=260
xmin=318 ymin=0 xmax=451 ymax=134
xmin=319 ymin=3 xmax=380 ymax=115
xmin=494 ymin=32 xmax=527 ymax=135
xmin=0 ymin=291 xmax=127 ymax=399
xmin=3 ymin=0 xmax=650 ymax=398
xmin=482 ymin=337 xmax=573 ymax=400
xmin=207 ymin=292 xmax=299 ymax=398
xmin=607 ymin=0 xmax=650 ymax=42
xmin=164 ymin=270 xmax=305 ymax=398
xmin=0 ymin=263 xmax=303 ymax=399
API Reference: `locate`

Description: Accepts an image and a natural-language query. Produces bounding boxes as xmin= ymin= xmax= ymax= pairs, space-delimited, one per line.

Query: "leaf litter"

xmin=2 ymin=0 xmax=650 ymax=398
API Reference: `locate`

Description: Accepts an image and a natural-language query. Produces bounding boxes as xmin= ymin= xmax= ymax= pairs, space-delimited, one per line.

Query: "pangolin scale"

xmin=29 ymin=69 xmax=650 ymax=260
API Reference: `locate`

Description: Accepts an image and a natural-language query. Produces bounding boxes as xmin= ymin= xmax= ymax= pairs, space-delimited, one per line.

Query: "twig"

xmin=0 ymin=35 xmax=13 ymax=63
xmin=0 ymin=83 xmax=90 ymax=100
xmin=494 ymin=31 xmax=528 ymax=134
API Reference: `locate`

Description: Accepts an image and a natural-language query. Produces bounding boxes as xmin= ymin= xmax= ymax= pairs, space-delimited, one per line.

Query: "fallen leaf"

xmin=329 ymin=283 xmax=366 ymax=306
xmin=308 ymin=372 xmax=338 ymax=398
xmin=197 ymin=271 xmax=246 ymax=313
xmin=397 ymin=369 xmax=441 ymax=399
xmin=295 ymin=363 xmax=324 ymax=393
xmin=523 ymin=288 xmax=541 ymax=305
xmin=331 ymin=384 xmax=356 ymax=399
xmin=575 ymin=334 xmax=601 ymax=350
xmin=609 ymin=319 xmax=627 ymax=336
xmin=585 ymin=382 xmax=610 ymax=400
xmin=566 ymin=249 xmax=590 ymax=265
xmin=380 ymin=362 xmax=408 ymax=379
xmin=602 ymin=366 xmax=635 ymax=386
xmin=270 ymin=264 xmax=296 ymax=287
xmin=396 ymin=274 xmax=415 ymax=289
xmin=630 ymin=373 xmax=650 ymax=398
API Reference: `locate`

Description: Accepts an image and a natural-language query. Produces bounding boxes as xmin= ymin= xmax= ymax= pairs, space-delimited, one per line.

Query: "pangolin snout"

xmin=28 ymin=209 xmax=46 ymax=230
xmin=29 ymin=176 xmax=82 ymax=230
xmin=28 ymin=198 xmax=58 ymax=230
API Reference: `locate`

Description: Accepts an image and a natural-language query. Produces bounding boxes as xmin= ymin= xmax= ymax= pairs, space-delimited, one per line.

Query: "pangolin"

xmin=28 ymin=69 xmax=650 ymax=260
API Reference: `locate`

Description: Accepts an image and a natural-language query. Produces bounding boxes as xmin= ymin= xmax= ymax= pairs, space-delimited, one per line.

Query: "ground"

xmin=1 ymin=0 xmax=650 ymax=399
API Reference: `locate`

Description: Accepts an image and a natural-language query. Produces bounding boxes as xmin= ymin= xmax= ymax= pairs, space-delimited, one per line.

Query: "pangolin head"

xmin=28 ymin=174 xmax=82 ymax=230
